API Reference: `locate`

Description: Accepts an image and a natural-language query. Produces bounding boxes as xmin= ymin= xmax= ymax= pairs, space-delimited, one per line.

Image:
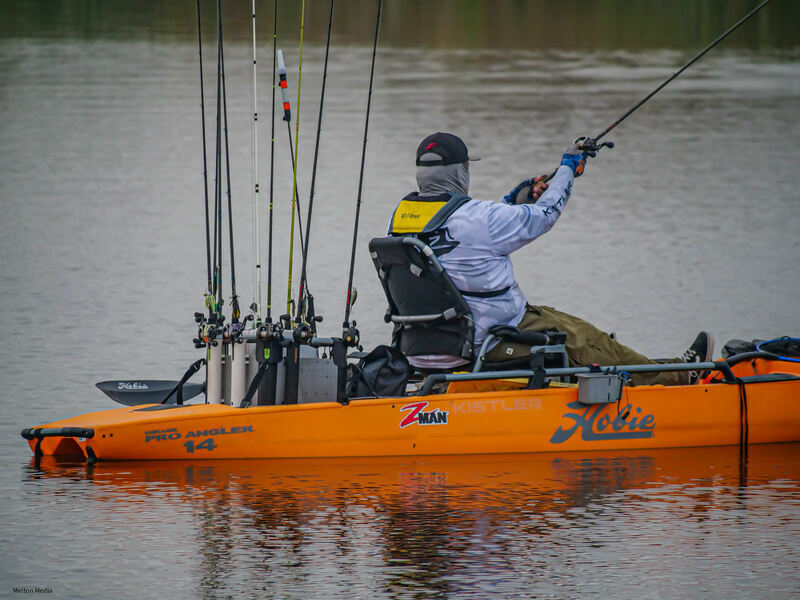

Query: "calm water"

xmin=1 ymin=0 xmax=799 ymax=597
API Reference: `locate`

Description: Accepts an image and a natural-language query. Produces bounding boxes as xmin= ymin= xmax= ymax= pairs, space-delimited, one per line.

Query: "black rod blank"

xmin=594 ymin=0 xmax=773 ymax=142
xmin=344 ymin=0 xmax=383 ymax=327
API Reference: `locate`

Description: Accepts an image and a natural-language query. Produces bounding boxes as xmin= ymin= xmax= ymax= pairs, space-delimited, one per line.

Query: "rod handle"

xmin=277 ymin=49 xmax=287 ymax=75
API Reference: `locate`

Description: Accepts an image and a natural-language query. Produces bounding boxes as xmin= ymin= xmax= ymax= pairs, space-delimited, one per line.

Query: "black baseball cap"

xmin=416 ymin=132 xmax=481 ymax=166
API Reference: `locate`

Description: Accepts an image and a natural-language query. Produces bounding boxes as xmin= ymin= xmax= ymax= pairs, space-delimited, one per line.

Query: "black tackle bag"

xmin=346 ymin=345 xmax=412 ymax=398
xmin=757 ymin=337 xmax=800 ymax=361
xmin=722 ymin=336 xmax=800 ymax=361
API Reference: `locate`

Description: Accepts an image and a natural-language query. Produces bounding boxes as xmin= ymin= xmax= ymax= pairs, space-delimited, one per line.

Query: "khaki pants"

xmin=484 ymin=305 xmax=687 ymax=386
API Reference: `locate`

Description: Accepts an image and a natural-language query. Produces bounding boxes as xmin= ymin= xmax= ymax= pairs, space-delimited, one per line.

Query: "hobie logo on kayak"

xmin=119 ymin=382 xmax=149 ymax=390
xmin=399 ymin=401 xmax=448 ymax=428
xmin=550 ymin=401 xmax=655 ymax=444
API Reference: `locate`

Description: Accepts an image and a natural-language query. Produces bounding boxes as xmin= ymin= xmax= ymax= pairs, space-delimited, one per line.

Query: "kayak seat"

xmin=369 ymin=236 xmax=475 ymax=365
xmin=477 ymin=326 xmax=568 ymax=374
xmin=368 ymin=236 xmax=568 ymax=377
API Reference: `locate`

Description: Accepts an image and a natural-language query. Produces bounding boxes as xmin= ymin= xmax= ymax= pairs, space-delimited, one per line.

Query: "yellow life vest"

xmin=389 ymin=192 xmax=471 ymax=235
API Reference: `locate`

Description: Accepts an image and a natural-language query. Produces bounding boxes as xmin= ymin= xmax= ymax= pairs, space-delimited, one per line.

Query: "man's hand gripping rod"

xmin=541 ymin=136 xmax=614 ymax=183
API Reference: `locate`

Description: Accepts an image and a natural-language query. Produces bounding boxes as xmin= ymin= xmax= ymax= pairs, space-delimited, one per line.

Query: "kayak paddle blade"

xmin=95 ymin=380 xmax=204 ymax=406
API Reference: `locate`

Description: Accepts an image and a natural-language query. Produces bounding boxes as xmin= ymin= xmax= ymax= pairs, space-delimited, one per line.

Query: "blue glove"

xmin=503 ymin=174 xmax=549 ymax=205
xmin=561 ymin=143 xmax=589 ymax=177
xmin=504 ymin=178 xmax=535 ymax=205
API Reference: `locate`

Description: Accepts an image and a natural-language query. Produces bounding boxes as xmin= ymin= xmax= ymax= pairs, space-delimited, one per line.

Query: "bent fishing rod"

xmin=570 ymin=0 xmax=773 ymax=158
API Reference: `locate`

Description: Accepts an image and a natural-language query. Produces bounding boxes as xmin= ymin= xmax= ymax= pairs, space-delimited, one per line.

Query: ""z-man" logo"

xmin=550 ymin=401 xmax=655 ymax=444
xmin=399 ymin=401 xmax=449 ymax=428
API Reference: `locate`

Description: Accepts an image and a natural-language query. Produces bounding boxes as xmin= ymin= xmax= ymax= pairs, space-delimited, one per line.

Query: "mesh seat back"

xmin=369 ymin=236 xmax=474 ymax=359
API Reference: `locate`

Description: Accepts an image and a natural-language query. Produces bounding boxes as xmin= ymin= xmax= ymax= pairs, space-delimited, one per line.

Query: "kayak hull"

xmin=22 ymin=359 xmax=800 ymax=461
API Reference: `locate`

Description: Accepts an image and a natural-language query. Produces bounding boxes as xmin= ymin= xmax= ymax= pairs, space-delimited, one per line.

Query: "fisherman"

xmin=388 ymin=132 xmax=713 ymax=386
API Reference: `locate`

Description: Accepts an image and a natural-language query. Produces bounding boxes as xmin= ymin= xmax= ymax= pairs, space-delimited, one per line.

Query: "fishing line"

xmin=284 ymin=120 xmax=307 ymax=255
xmin=267 ymin=0 xmax=277 ymax=322
xmin=286 ymin=0 xmax=306 ymax=316
xmin=195 ymin=0 xmax=213 ymax=309
xmin=250 ymin=0 xmax=261 ymax=320
xmin=343 ymin=0 xmax=383 ymax=327
xmin=297 ymin=0 xmax=335 ymax=322
xmin=218 ymin=0 xmax=239 ymax=323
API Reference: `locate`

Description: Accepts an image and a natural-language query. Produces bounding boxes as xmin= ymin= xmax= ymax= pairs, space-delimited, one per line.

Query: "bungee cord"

xmin=297 ymin=0 xmax=335 ymax=324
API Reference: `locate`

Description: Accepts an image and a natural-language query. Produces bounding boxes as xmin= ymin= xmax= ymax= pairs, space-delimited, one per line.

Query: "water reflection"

xmin=25 ymin=444 xmax=800 ymax=598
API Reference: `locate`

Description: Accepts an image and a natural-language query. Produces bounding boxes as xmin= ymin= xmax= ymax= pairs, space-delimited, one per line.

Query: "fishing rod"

xmin=266 ymin=0 xmax=277 ymax=323
xmin=276 ymin=49 xmax=308 ymax=306
xmin=195 ymin=0 xmax=213 ymax=318
xmin=574 ymin=0 xmax=773 ymax=158
xmin=285 ymin=0 xmax=306 ymax=317
xmin=250 ymin=0 xmax=261 ymax=321
xmin=218 ymin=0 xmax=240 ymax=324
xmin=343 ymin=0 xmax=382 ymax=333
xmin=296 ymin=0 xmax=335 ymax=328
xmin=212 ymin=0 xmax=223 ymax=319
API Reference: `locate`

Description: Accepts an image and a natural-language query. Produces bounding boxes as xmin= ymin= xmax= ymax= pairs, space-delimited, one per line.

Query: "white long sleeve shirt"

xmin=392 ymin=165 xmax=574 ymax=356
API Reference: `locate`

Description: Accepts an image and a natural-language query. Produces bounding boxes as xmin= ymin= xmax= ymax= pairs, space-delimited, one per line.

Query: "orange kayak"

xmin=21 ymin=357 xmax=800 ymax=462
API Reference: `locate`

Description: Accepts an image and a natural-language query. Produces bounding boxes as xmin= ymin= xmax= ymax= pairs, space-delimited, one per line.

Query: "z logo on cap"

xmin=425 ymin=142 xmax=437 ymax=150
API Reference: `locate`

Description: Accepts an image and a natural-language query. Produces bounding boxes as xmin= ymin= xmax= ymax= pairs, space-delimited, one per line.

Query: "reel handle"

xmin=541 ymin=137 xmax=616 ymax=183
xmin=575 ymin=136 xmax=615 ymax=156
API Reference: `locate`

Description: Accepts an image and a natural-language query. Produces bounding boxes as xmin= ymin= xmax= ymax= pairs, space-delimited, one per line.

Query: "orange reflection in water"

xmin=31 ymin=443 xmax=800 ymax=518
xmin=28 ymin=444 xmax=800 ymax=596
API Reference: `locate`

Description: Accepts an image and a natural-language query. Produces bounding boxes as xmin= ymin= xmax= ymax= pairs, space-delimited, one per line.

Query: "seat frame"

xmin=370 ymin=236 xmax=568 ymax=383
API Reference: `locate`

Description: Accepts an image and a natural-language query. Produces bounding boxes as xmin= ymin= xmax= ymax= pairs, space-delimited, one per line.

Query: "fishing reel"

xmin=193 ymin=312 xmax=223 ymax=348
xmin=256 ymin=320 xmax=282 ymax=343
xmin=224 ymin=314 xmax=254 ymax=344
xmin=296 ymin=292 xmax=323 ymax=337
xmin=342 ymin=321 xmax=361 ymax=350
xmin=575 ymin=136 xmax=614 ymax=157
xmin=293 ymin=322 xmax=314 ymax=343
xmin=194 ymin=322 xmax=223 ymax=348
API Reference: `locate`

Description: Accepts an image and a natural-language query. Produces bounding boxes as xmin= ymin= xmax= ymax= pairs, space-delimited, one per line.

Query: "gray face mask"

xmin=415 ymin=161 xmax=470 ymax=196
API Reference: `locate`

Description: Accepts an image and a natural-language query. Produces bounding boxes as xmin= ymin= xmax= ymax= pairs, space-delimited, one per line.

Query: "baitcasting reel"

xmin=574 ymin=136 xmax=615 ymax=157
